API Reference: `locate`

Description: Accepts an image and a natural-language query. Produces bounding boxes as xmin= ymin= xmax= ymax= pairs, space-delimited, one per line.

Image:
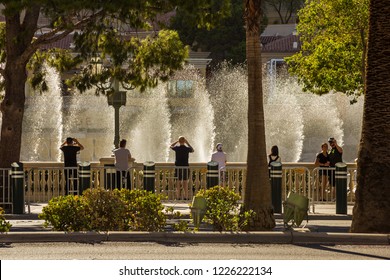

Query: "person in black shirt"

xmin=60 ymin=137 xmax=84 ymax=195
xmin=315 ymin=142 xmax=330 ymax=201
xmin=170 ymin=136 xmax=194 ymax=200
xmin=327 ymin=137 xmax=343 ymax=199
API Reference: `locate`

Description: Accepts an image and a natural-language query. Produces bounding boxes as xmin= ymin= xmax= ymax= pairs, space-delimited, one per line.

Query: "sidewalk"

xmin=2 ymin=203 xmax=389 ymax=245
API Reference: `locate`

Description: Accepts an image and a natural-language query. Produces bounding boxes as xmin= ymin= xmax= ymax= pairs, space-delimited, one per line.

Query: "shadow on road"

xmin=294 ymin=244 xmax=390 ymax=260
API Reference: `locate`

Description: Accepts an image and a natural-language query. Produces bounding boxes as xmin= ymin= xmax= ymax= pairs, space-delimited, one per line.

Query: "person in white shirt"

xmin=211 ymin=143 xmax=227 ymax=185
xmin=113 ymin=139 xmax=133 ymax=189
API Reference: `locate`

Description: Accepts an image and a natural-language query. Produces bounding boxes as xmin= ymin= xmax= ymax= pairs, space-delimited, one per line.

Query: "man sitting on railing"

xmin=170 ymin=136 xmax=194 ymax=200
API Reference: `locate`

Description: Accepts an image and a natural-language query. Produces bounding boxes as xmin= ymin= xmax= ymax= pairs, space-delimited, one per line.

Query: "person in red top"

xmin=170 ymin=136 xmax=194 ymax=200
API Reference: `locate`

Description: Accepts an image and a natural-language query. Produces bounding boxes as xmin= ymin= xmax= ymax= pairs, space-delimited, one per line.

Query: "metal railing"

xmin=10 ymin=162 xmax=357 ymax=214
xmin=311 ymin=167 xmax=356 ymax=210
xmin=0 ymin=168 xmax=12 ymax=213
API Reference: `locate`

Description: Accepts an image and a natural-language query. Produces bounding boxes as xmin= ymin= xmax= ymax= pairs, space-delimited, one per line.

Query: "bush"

xmin=0 ymin=207 xmax=12 ymax=233
xmin=39 ymin=188 xmax=167 ymax=232
xmin=118 ymin=189 xmax=167 ymax=231
xmin=39 ymin=195 xmax=86 ymax=231
xmin=82 ymin=188 xmax=127 ymax=231
xmin=196 ymin=186 xmax=255 ymax=232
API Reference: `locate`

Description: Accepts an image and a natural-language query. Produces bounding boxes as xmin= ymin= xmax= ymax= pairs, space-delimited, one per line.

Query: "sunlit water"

xmin=0 ymin=64 xmax=363 ymax=163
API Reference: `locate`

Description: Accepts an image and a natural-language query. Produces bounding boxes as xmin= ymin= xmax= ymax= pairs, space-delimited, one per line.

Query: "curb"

xmin=291 ymin=232 xmax=390 ymax=245
xmin=1 ymin=231 xmax=389 ymax=245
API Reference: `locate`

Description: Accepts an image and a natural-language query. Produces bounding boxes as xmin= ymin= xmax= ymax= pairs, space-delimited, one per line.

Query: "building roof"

xmin=261 ymin=34 xmax=301 ymax=53
xmin=261 ymin=35 xmax=282 ymax=46
xmin=261 ymin=24 xmax=297 ymax=36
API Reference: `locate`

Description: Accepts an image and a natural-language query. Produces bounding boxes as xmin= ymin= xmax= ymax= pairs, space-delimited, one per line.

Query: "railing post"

xmin=78 ymin=162 xmax=91 ymax=195
xmin=143 ymin=161 xmax=155 ymax=192
xmin=104 ymin=164 xmax=116 ymax=190
xmin=206 ymin=161 xmax=219 ymax=189
xmin=270 ymin=162 xmax=283 ymax=213
xmin=11 ymin=162 xmax=24 ymax=214
xmin=335 ymin=162 xmax=348 ymax=214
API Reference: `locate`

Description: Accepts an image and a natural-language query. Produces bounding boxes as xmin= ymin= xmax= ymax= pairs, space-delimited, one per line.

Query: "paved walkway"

xmin=2 ymin=203 xmax=389 ymax=245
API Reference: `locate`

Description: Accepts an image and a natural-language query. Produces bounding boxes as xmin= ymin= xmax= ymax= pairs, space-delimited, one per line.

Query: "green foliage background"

xmin=286 ymin=0 xmax=369 ymax=97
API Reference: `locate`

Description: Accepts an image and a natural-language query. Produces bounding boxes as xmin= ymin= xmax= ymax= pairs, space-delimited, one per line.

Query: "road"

xmin=1 ymin=242 xmax=389 ymax=260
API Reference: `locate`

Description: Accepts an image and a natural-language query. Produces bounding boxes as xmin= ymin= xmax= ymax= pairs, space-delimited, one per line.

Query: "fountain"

xmin=0 ymin=63 xmax=363 ymax=163
xmin=21 ymin=65 xmax=64 ymax=161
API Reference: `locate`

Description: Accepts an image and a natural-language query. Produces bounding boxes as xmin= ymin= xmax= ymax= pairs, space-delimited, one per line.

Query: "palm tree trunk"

xmin=243 ymin=0 xmax=275 ymax=230
xmin=351 ymin=0 xmax=390 ymax=233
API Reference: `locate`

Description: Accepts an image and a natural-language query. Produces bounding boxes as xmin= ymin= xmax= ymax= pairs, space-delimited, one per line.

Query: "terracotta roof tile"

xmin=261 ymin=35 xmax=282 ymax=46
xmin=261 ymin=34 xmax=301 ymax=53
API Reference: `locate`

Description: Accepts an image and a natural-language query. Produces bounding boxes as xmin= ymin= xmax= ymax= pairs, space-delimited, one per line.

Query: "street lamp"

xmin=92 ymin=57 xmax=127 ymax=149
xmin=107 ymin=79 xmax=126 ymax=149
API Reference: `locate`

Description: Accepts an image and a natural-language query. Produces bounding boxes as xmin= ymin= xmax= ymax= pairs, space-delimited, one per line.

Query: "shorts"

xmin=175 ymin=166 xmax=190 ymax=180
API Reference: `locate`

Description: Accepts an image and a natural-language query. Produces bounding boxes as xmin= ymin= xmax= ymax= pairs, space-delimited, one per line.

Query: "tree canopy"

xmin=264 ymin=0 xmax=304 ymax=24
xmin=0 ymin=1 xmax=231 ymax=95
xmin=170 ymin=0 xmax=269 ymax=67
xmin=170 ymin=0 xmax=247 ymax=66
xmin=286 ymin=0 xmax=369 ymax=98
xmin=0 ymin=0 xmax=232 ymax=167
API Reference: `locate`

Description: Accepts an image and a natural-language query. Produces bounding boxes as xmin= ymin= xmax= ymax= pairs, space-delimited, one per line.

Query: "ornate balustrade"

xmin=19 ymin=161 xmax=357 ymax=212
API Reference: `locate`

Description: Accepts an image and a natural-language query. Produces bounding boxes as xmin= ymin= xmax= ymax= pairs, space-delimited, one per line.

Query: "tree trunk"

xmin=350 ymin=0 xmax=390 ymax=233
xmin=0 ymin=65 xmax=27 ymax=168
xmin=0 ymin=11 xmax=35 ymax=168
xmin=244 ymin=0 xmax=275 ymax=230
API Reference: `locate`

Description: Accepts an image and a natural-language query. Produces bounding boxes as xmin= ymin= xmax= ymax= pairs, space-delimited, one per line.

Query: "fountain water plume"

xmin=124 ymin=83 xmax=172 ymax=162
xmin=1 ymin=62 xmax=363 ymax=164
xmin=21 ymin=65 xmax=63 ymax=161
xmin=168 ymin=65 xmax=215 ymax=162
xmin=264 ymin=76 xmax=304 ymax=162
xmin=63 ymin=88 xmax=114 ymax=161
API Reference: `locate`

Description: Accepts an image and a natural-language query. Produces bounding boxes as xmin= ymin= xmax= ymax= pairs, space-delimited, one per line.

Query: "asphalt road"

xmin=1 ymin=242 xmax=389 ymax=260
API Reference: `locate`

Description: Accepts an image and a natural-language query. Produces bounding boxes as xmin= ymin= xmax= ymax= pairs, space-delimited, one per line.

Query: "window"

xmin=167 ymin=80 xmax=194 ymax=97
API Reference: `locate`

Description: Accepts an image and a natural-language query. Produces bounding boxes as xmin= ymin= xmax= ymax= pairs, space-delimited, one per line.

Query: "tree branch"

xmin=20 ymin=9 xmax=106 ymax=63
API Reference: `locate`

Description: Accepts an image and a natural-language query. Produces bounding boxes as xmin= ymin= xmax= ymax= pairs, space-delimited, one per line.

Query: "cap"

xmin=328 ymin=137 xmax=335 ymax=142
xmin=216 ymin=143 xmax=223 ymax=150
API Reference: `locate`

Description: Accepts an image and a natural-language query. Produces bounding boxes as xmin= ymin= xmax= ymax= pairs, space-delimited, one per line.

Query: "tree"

xmin=170 ymin=0 xmax=269 ymax=67
xmin=264 ymin=0 xmax=304 ymax=24
xmin=243 ymin=0 xmax=275 ymax=230
xmin=170 ymin=0 xmax=247 ymax=66
xmin=286 ymin=0 xmax=369 ymax=98
xmin=0 ymin=0 xmax=231 ymax=168
xmin=350 ymin=0 xmax=390 ymax=233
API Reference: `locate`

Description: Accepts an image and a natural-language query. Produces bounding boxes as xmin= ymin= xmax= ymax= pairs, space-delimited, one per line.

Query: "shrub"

xmin=196 ymin=186 xmax=255 ymax=232
xmin=82 ymin=188 xmax=127 ymax=231
xmin=0 ymin=207 xmax=12 ymax=233
xmin=118 ymin=189 xmax=167 ymax=231
xmin=39 ymin=195 xmax=86 ymax=231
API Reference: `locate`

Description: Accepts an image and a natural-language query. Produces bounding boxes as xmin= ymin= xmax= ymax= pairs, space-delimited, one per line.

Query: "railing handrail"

xmin=17 ymin=162 xmax=358 ymax=214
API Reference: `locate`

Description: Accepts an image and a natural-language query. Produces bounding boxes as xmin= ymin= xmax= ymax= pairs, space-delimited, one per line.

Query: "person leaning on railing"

xmin=314 ymin=142 xmax=330 ymax=201
xmin=170 ymin=136 xmax=194 ymax=200
xmin=60 ymin=137 xmax=84 ymax=195
xmin=327 ymin=137 xmax=343 ymax=200
xmin=113 ymin=139 xmax=134 ymax=189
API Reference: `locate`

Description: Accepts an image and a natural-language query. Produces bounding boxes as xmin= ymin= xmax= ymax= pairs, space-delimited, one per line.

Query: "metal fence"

xmin=311 ymin=167 xmax=356 ymax=211
xmin=0 ymin=168 xmax=12 ymax=213
xmin=6 ymin=162 xmax=357 ymax=214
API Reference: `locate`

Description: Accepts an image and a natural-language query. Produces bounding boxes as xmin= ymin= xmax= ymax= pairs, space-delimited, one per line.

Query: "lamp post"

xmin=92 ymin=57 xmax=127 ymax=149
xmin=107 ymin=79 xmax=126 ymax=149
